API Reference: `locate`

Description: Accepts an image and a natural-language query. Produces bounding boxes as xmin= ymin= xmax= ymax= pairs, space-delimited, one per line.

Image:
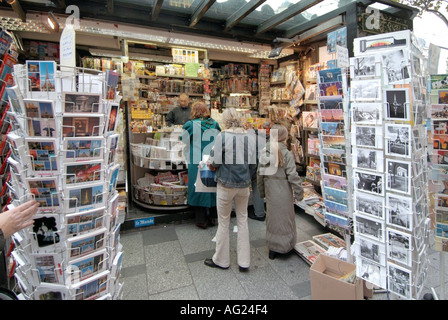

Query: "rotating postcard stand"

xmin=316 ymin=64 xmax=354 ymax=263
xmin=350 ymin=30 xmax=431 ymax=300
xmin=5 ymin=61 xmax=123 ymax=300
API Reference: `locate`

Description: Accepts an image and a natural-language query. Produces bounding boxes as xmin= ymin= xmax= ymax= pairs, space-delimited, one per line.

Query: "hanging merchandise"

xmin=350 ymin=30 xmax=430 ymax=300
xmin=5 ymin=61 xmax=124 ymax=300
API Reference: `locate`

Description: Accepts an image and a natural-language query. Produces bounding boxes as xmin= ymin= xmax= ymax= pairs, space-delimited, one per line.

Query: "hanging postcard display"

xmin=350 ymin=30 xmax=430 ymax=300
xmin=5 ymin=61 xmax=123 ymax=300
xmin=316 ymin=66 xmax=352 ymax=234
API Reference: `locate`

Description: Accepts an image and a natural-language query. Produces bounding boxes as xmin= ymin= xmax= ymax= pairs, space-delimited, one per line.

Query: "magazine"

xmin=312 ymin=233 xmax=346 ymax=250
xmin=294 ymin=240 xmax=326 ymax=265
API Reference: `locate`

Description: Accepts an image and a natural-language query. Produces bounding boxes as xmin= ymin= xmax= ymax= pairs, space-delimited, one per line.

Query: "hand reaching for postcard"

xmin=0 ymin=200 xmax=40 ymax=238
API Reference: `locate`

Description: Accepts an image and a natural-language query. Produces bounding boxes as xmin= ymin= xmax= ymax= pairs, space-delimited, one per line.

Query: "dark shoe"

xmin=195 ymin=222 xmax=208 ymax=229
xmin=204 ymin=258 xmax=229 ymax=269
xmin=208 ymin=218 xmax=216 ymax=227
xmin=269 ymin=250 xmax=277 ymax=260
xmin=248 ymin=212 xmax=266 ymax=221
xmin=239 ymin=266 xmax=249 ymax=272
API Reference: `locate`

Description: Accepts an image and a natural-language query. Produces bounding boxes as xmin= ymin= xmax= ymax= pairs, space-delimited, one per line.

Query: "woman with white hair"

xmin=257 ymin=124 xmax=304 ymax=259
xmin=204 ymin=108 xmax=257 ymax=272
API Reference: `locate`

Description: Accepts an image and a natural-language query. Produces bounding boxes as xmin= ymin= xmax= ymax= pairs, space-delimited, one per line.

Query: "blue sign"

xmin=134 ymin=217 xmax=154 ymax=228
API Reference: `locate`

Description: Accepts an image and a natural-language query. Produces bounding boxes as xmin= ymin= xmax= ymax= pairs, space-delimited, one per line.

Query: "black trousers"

xmin=194 ymin=206 xmax=217 ymax=224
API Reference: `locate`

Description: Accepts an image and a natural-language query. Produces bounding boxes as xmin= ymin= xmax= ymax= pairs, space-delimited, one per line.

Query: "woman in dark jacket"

xmin=182 ymin=102 xmax=221 ymax=228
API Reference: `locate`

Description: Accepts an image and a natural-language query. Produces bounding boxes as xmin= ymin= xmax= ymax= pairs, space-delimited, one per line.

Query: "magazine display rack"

xmin=350 ymin=30 xmax=430 ymax=300
xmin=5 ymin=62 xmax=124 ymax=300
xmin=316 ymin=66 xmax=353 ymax=238
xmin=428 ymin=72 xmax=448 ymax=299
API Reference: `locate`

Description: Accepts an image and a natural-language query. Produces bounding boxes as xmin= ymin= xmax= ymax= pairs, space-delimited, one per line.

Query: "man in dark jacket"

xmin=166 ymin=93 xmax=191 ymax=126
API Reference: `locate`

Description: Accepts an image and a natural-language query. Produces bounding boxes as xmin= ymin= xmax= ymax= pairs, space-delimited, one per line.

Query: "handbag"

xmin=199 ymin=164 xmax=217 ymax=187
xmin=195 ymin=168 xmax=217 ymax=193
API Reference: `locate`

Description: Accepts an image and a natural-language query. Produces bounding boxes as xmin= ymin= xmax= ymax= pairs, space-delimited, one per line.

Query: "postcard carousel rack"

xmin=4 ymin=61 xmax=123 ymax=300
xmin=349 ymin=30 xmax=431 ymax=300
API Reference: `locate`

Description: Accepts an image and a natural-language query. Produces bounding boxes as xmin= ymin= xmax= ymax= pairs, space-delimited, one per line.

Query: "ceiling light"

xmin=47 ymin=11 xmax=59 ymax=32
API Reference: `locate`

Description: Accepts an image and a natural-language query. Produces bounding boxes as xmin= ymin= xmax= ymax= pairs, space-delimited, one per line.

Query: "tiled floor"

xmin=119 ymin=206 xmax=446 ymax=300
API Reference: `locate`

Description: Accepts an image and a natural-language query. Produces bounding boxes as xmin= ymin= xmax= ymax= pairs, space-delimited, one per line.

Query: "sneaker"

xmin=248 ymin=212 xmax=266 ymax=221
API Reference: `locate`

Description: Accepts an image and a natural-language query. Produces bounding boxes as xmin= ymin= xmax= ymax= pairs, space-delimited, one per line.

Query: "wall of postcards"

xmin=316 ymin=67 xmax=353 ymax=234
xmin=350 ymin=30 xmax=431 ymax=300
xmin=5 ymin=61 xmax=123 ymax=300
xmin=428 ymin=73 xmax=448 ymax=252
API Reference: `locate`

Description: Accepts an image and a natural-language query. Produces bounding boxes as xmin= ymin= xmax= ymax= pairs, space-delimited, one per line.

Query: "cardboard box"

xmin=310 ymin=254 xmax=364 ymax=300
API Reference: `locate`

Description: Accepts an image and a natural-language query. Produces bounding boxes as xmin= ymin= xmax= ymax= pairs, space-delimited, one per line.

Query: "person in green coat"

xmin=182 ymin=101 xmax=221 ymax=229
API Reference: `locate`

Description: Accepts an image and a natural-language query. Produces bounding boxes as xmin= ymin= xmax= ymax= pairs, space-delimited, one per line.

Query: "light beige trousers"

xmin=212 ymin=183 xmax=250 ymax=268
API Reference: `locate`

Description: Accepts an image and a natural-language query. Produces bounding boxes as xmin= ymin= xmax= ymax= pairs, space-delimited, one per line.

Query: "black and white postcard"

xmin=352 ymin=125 xmax=383 ymax=149
xmin=386 ymin=159 xmax=411 ymax=195
xmin=387 ymin=261 xmax=412 ymax=299
xmin=386 ymin=193 xmax=413 ymax=232
xmin=350 ymin=79 xmax=382 ymax=101
xmin=387 ymin=228 xmax=412 ymax=267
xmin=353 ymin=213 xmax=385 ymax=242
xmin=356 ymin=234 xmax=386 ymax=266
xmin=354 ymin=191 xmax=385 ymax=219
xmin=353 ymin=147 xmax=384 ymax=172
xmin=385 ymin=88 xmax=410 ymax=121
xmin=352 ymin=102 xmax=382 ymax=125
xmin=381 ymin=49 xmax=411 ymax=85
xmin=350 ymin=54 xmax=381 ymax=79
xmin=63 ymin=92 xmax=101 ymax=113
xmin=354 ymin=169 xmax=384 ymax=196
xmin=385 ymin=123 xmax=411 ymax=158
xmin=356 ymin=257 xmax=387 ymax=289
xmin=29 ymin=214 xmax=62 ymax=253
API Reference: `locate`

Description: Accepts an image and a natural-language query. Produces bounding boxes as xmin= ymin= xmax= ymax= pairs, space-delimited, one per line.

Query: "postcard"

xmin=321 ymin=148 xmax=345 ymax=163
xmin=66 ymin=207 xmax=106 ymax=238
xmin=431 ymin=150 xmax=448 ymax=165
xmin=353 ymin=147 xmax=384 ymax=172
xmin=26 ymin=118 xmax=57 ymax=137
xmin=67 ymin=248 xmax=108 ymax=284
xmin=318 ymin=68 xmax=342 ymax=83
xmin=30 ymin=252 xmax=64 ymax=285
xmin=319 ymin=95 xmax=343 ymax=110
xmin=63 ymin=92 xmax=101 ymax=113
xmin=385 ymin=123 xmax=411 ymax=158
xmin=386 ymin=159 xmax=411 ymax=195
xmin=64 ymin=161 xmax=104 ymax=186
xmin=108 ymin=163 xmax=120 ymax=193
xmin=433 ymin=134 xmax=448 ymax=150
xmin=352 ymin=125 xmax=383 ymax=149
xmin=322 ymin=174 xmax=347 ymax=190
xmin=72 ymin=270 xmax=109 ymax=300
xmin=5 ymin=85 xmax=25 ymax=115
xmin=351 ymin=102 xmax=382 ymax=124
xmin=387 ymin=227 xmax=412 ymax=268
xmin=304 ymin=84 xmax=317 ymax=102
xmin=320 ymin=108 xmax=344 ymax=122
xmin=325 ymin=211 xmax=350 ymax=230
xmin=354 ymin=30 xmax=411 ymax=56
xmin=23 ymin=99 xmax=55 ymax=118
xmin=33 ymin=283 xmax=69 ymax=300
xmin=384 ymin=88 xmax=410 ymax=121
xmin=324 ymin=199 xmax=348 ymax=217
xmin=29 ymin=214 xmax=63 ymax=253
xmin=386 ymin=193 xmax=413 ymax=232
xmin=350 ymin=79 xmax=382 ymax=101
xmin=64 ymin=182 xmax=106 ymax=213
xmin=105 ymin=102 xmax=119 ymax=134
xmin=107 ymin=192 xmax=120 ymax=231
xmin=6 ymin=111 xmax=24 ymax=132
xmin=321 ymin=122 xmax=344 ymax=136
xmin=318 ymin=81 xmax=343 ymax=97
xmin=26 ymin=60 xmax=56 ymax=92
xmin=62 ymin=114 xmax=104 ymax=137
xmin=356 ymin=257 xmax=387 ymax=289
xmin=321 ymin=135 xmax=346 ymax=151
xmin=356 ymin=234 xmax=386 ymax=266
xmin=354 ymin=190 xmax=385 ymax=219
xmin=25 ymin=177 xmax=60 ymax=212
xmin=63 ymin=137 xmax=104 ymax=162
xmin=350 ymin=54 xmax=381 ymax=79
xmin=25 ymin=138 xmax=58 ymax=173
xmin=67 ymin=227 xmax=107 ymax=260
xmin=323 ymin=161 xmax=346 ymax=177
xmin=353 ymin=212 xmax=385 ymax=242
xmin=439 ymin=90 xmax=448 ymax=104
xmin=412 ymin=127 xmax=424 ymax=152
xmin=433 ymin=119 xmax=448 ymax=135
xmin=431 ymin=104 xmax=448 ymax=119
xmin=106 ymin=134 xmax=119 ymax=165
xmin=354 ymin=169 xmax=384 ymax=196
xmin=435 ymin=193 xmax=448 ymax=211
xmin=430 ymin=74 xmax=448 ymax=90
xmin=323 ymin=186 xmax=347 ymax=206
xmin=381 ymin=49 xmax=411 ymax=85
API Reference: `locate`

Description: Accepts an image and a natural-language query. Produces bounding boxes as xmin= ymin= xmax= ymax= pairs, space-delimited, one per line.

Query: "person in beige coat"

xmin=257 ymin=124 xmax=304 ymax=259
